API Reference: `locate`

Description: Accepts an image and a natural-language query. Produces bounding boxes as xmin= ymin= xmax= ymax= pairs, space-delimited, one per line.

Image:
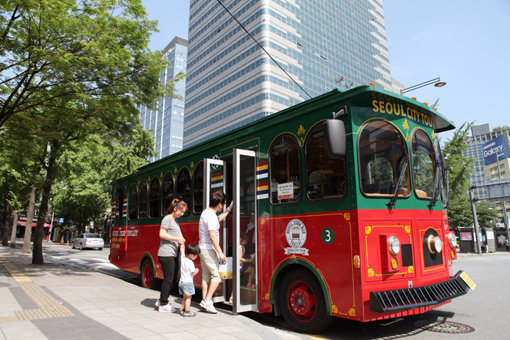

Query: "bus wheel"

xmin=278 ymin=269 xmax=333 ymax=333
xmin=140 ymin=259 xmax=155 ymax=289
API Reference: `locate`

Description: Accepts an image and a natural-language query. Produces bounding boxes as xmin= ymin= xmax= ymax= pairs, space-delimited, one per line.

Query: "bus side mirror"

xmin=324 ymin=119 xmax=346 ymax=158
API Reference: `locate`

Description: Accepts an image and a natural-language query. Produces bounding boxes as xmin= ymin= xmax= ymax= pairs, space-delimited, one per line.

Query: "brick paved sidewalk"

xmin=0 ymin=244 xmax=300 ymax=340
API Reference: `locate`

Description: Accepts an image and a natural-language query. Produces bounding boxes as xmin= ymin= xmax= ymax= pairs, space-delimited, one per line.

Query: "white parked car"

xmin=72 ymin=233 xmax=104 ymax=250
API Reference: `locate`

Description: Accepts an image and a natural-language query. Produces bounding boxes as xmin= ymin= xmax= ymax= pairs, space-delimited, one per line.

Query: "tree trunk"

xmin=103 ymin=213 xmax=110 ymax=243
xmin=1 ymin=203 xmax=12 ymax=246
xmin=23 ymin=186 xmax=36 ymax=253
xmin=10 ymin=212 xmax=18 ymax=247
xmin=33 ymin=142 xmax=59 ymax=264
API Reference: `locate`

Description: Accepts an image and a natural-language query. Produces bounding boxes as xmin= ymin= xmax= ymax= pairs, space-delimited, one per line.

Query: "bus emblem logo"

xmin=285 ymin=219 xmax=309 ymax=256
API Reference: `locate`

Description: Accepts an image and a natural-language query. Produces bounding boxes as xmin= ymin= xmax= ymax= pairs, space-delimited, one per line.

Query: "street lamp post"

xmin=400 ymin=77 xmax=447 ymax=95
xmin=469 ymin=187 xmax=483 ymax=254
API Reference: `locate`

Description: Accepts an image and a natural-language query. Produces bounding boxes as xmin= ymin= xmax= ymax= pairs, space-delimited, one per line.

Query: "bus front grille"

xmin=369 ymin=271 xmax=470 ymax=313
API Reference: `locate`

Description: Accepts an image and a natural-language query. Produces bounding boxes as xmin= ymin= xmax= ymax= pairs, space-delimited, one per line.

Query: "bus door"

xmin=232 ymin=148 xmax=258 ymax=313
xmin=204 ymin=157 xmax=228 ymax=303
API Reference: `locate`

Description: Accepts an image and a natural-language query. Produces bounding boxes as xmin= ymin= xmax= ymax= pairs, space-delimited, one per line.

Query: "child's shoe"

xmin=180 ymin=310 xmax=196 ymax=317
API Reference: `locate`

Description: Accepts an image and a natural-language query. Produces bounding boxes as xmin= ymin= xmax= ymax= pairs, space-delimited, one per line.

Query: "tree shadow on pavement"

xmin=18 ymin=261 xmax=95 ymax=278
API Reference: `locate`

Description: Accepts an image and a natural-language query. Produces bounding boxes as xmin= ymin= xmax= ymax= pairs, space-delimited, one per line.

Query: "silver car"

xmin=72 ymin=233 xmax=104 ymax=250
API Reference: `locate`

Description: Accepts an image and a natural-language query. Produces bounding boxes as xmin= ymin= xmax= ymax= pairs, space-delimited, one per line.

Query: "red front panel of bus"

xmin=358 ymin=208 xmax=455 ymax=321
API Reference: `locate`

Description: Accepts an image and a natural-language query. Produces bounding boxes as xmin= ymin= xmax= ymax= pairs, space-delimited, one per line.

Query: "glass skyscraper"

xmin=184 ymin=0 xmax=391 ymax=147
xmin=139 ymin=37 xmax=187 ymax=161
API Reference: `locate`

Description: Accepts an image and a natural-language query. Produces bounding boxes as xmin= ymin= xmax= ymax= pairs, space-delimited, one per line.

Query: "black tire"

xmin=140 ymin=258 xmax=156 ymax=289
xmin=278 ymin=268 xmax=333 ymax=333
xmin=98 ymin=248 xmax=103 ymax=250
xmin=72 ymin=243 xmax=75 ymax=249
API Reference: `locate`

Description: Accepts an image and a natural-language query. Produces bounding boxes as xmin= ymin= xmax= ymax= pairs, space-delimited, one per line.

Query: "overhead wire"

xmin=214 ymin=0 xmax=313 ymax=99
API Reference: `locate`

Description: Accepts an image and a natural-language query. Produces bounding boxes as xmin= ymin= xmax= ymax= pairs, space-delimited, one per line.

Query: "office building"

xmin=139 ymin=37 xmax=187 ymax=161
xmin=184 ymin=0 xmax=392 ymax=147
xmin=462 ymin=123 xmax=510 ymax=235
xmin=463 ymin=124 xmax=510 ymax=199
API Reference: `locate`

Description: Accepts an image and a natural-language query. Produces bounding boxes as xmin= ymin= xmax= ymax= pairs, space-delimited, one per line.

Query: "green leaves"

xmin=0 ymin=0 xmax=172 ymax=262
xmin=442 ymin=122 xmax=474 ymax=200
xmin=0 ymin=0 xmax=165 ymax=127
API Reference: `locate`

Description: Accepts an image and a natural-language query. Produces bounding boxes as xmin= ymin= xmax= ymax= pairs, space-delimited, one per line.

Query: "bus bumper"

xmin=369 ymin=271 xmax=472 ymax=313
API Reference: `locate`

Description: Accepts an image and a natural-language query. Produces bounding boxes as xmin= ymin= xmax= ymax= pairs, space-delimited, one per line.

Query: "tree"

xmin=1 ymin=0 xmax=170 ymax=264
xmin=0 ymin=110 xmax=44 ymax=248
xmin=103 ymin=125 xmax=158 ymax=181
xmin=53 ymin=137 xmax=111 ymax=236
xmin=52 ymin=127 xmax=156 ymax=238
xmin=447 ymin=194 xmax=472 ymax=229
xmin=442 ymin=122 xmax=475 ymax=228
xmin=0 ymin=0 xmax=166 ymax=127
xmin=442 ymin=122 xmax=474 ymax=199
xmin=476 ymin=201 xmax=496 ymax=229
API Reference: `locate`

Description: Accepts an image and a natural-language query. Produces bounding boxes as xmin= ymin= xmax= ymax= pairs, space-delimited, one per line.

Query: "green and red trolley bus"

xmin=110 ymin=85 xmax=474 ymax=332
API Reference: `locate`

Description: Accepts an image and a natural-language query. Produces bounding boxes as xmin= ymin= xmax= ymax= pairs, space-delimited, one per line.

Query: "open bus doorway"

xmin=204 ymin=149 xmax=258 ymax=313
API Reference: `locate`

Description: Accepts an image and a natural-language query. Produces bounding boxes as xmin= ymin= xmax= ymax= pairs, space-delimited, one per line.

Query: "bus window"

xmin=177 ymin=168 xmax=192 ymax=216
xmin=269 ymin=134 xmax=301 ymax=204
xmin=412 ymin=129 xmax=435 ymax=199
xmin=117 ymin=188 xmax=124 ymax=219
xmin=193 ymin=162 xmax=203 ymax=214
xmin=139 ymin=181 xmax=148 ymax=219
xmin=306 ymin=122 xmax=346 ymax=200
xmin=359 ymin=120 xmax=410 ymax=196
xmin=149 ymin=178 xmax=161 ymax=218
xmin=161 ymin=173 xmax=174 ymax=214
xmin=129 ymin=183 xmax=138 ymax=220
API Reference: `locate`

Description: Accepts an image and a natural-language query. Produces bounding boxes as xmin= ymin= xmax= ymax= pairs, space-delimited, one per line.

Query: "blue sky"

xmin=142 ymin=1 xmax=510 ymax=142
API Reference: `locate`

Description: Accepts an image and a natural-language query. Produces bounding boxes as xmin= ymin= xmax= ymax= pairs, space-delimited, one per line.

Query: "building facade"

xmin=463 ymin=124 xmax=510 ymax=199
xmin=184 ymin=0 xmax=392 ymax=147
xmin=139 ymin=37 xmax=187 ymax=161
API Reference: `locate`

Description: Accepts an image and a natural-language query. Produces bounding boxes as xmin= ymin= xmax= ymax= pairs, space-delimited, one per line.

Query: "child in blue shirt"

xmin=179 ymin=243 xmax=200 ymax=317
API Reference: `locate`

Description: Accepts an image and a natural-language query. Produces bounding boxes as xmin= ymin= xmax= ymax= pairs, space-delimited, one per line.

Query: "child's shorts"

xmin=179 ymin=281 xmax=195 ymax=296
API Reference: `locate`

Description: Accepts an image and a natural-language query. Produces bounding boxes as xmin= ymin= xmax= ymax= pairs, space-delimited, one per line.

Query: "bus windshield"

xmin=359 ymin=120 xmax=410 ymax=197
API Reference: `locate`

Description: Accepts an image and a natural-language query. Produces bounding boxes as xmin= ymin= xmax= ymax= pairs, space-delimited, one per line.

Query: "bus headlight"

xmin=427 ymin=234 xmax=443 ymax=254
xmin=448 ymin=233 xmax=457 ymax=249
xmin=388 ymin=236 xmax=401 ymax=256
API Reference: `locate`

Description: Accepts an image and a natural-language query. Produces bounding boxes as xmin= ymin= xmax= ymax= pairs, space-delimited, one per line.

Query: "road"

xmin=42 ymin=242 xmax=510 ymax=339
xmin=43 ymin=242 xmax=140 ymax=285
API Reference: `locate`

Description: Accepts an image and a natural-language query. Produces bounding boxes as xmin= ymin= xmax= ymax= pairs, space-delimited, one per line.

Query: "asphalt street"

xmin=2 ymin=242 xmax=509 ymax=339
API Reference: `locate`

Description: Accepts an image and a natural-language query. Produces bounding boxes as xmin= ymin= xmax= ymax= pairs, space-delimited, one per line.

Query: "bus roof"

xmin=123 ymin=85 xmax=455 ymax=180
xmin=346 ymin=85 xmax=455 ymax=133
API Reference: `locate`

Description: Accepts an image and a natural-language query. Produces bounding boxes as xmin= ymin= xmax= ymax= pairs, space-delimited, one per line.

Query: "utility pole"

xmin=503 ymin=200 xmax=510 ymax=250
xmin=469 ymin=187 xmax=482 ymax=254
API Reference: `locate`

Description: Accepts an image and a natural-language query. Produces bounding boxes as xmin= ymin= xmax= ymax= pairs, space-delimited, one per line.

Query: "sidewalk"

xmin=0 ymin=244 xmax=302 ymax=340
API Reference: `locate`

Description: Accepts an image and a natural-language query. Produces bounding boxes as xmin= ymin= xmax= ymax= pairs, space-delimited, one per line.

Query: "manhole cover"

xmin=417 ymin=320 xmax=475 ymax=334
